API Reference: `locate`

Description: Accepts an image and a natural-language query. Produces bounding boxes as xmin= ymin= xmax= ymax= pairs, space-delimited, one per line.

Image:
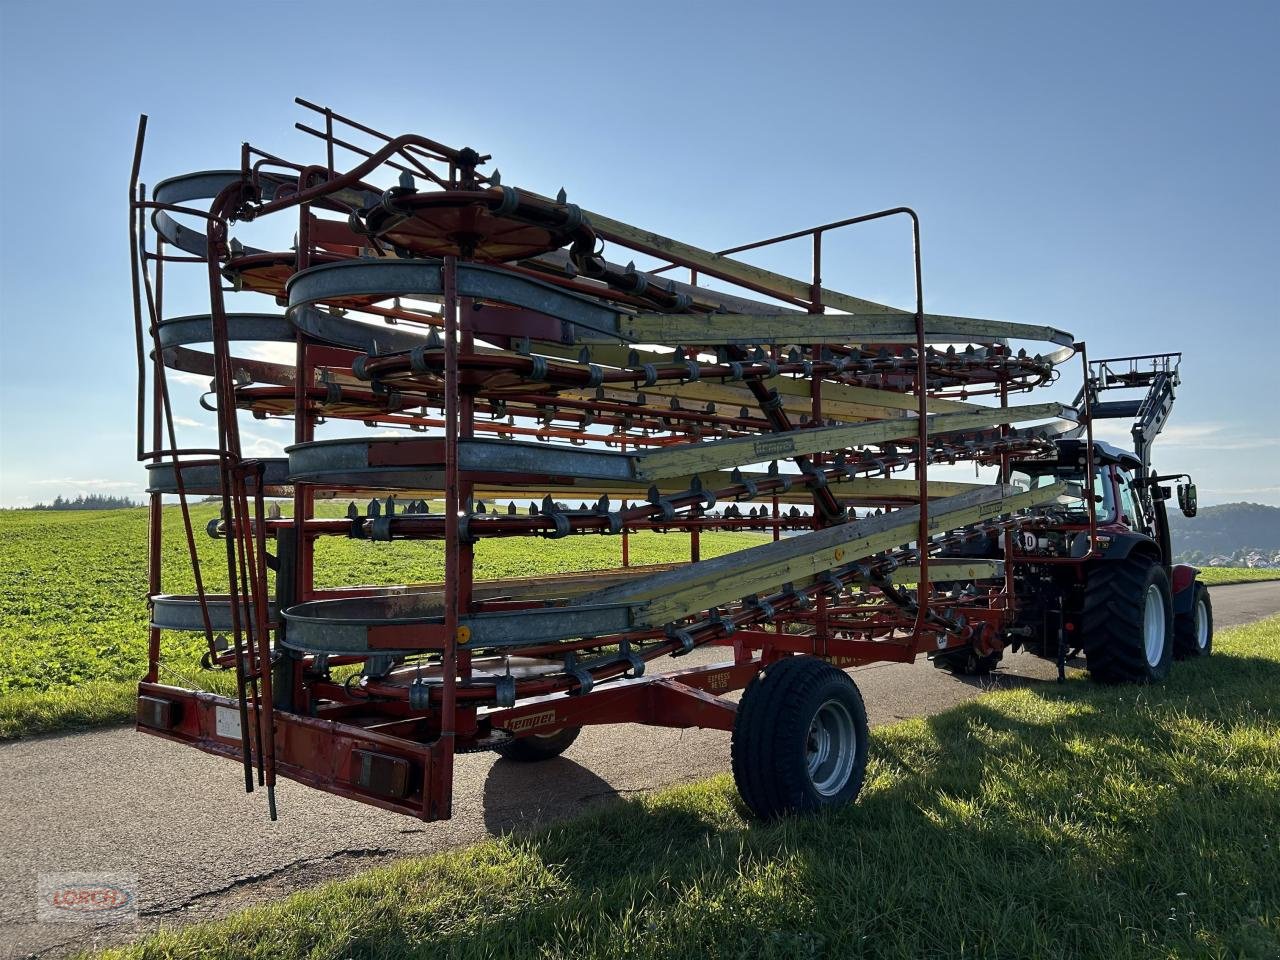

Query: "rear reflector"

xmin=137 ymin=695 xmax=179 ymax=730
xmin=352 ymin=749 xmax=411 ymax=799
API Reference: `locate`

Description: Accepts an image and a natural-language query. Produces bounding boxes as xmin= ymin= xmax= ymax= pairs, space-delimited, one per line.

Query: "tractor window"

xmin=1116 ymin=470 xmax=1144 ymax=529
xmin=1008 ymin=463 xmax=1114 ymax=522
xmin=1092 ymin=470 xmax=1116 ymax=523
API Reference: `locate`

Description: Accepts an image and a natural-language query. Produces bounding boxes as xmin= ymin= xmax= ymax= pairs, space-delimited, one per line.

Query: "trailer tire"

xmin=1080 ymin=557 xmax=1173 ymax=684
xmin=1174 ymin=582 xmax=1213 ymax=660
xmin=731 ymin=656 xmax=868 ymax=819
xmin=494 ymin=726 xmax=581 ymax=762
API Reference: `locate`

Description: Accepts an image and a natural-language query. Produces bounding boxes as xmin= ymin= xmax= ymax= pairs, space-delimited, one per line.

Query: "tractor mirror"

xmin=1177 ymin=482 xmax=1198 ymax=518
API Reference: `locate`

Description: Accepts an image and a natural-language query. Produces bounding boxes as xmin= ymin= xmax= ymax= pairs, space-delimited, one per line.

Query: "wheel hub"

xmin=806 ymin=699 xmax=858 ymax=797
xmin=1143 ymin=583 xmax=1166 ymax=667
xmin=1195 ymin=597 xmax=1209 ymax=650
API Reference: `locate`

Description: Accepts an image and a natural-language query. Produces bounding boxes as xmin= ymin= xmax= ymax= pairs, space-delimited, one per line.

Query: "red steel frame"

xmin=128 ymin=103 xmax=1085 ymax=821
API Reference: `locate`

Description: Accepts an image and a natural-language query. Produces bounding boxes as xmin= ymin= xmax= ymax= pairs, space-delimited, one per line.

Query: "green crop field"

xmin=2 ymin=506 xmax=1274 ymax=741
xmin=0 ymin=506 xmax=767 ymax=739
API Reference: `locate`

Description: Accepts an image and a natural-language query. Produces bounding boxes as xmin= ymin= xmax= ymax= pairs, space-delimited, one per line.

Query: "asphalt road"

xmin=4 ymin=580 xmax=1278 ymax=958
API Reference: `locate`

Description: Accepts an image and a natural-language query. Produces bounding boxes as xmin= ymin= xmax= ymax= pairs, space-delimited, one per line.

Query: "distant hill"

xmin=1168 ymin=501 xmax=1280 ymax=563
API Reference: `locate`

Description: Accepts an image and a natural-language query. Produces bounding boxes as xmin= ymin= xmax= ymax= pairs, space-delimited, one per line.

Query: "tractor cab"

xmin=1004 ymin=438 xmax=1197 ymax=564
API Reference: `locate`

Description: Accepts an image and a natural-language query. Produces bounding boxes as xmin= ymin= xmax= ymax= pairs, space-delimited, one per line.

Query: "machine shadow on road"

xmin=943 ymin=654 xmax=1089 ymax=692
xmin=481 ymin=755 xmax=620 ymax=834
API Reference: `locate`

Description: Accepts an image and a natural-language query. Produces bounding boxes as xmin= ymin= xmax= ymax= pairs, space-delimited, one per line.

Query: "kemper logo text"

xmin=508 ymin=709 xmax=557 ymax=733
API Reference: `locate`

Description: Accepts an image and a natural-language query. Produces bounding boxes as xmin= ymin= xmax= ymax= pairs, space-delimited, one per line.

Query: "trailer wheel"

xmin=1174 ymin=582 xmax=1213 ymax=660
xmin=731 ymin=656 xmax=869 ymax=819
xmin=494 ymin=726 xmax=581 ymax=762
xmin=1080 ymin=557 xmax=1173 ymax=684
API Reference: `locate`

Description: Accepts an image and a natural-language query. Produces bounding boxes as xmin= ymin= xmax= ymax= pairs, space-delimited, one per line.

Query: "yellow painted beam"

xmin=581 ymin=481 xmax=1064 ymax=625
xmin=635 ymin=402 xmax=1066 ymax=481
xmin=620 ymin=311 xmax=1072 ymax=350
xmin=581 ymin=209 xmax=903 ymax=317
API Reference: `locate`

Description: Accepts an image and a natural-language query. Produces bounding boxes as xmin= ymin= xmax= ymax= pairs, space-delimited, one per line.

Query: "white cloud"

xmin=1155 ymin=422 xmax=1279 ymax=451
xmin=1090 ymin=420 xmax=1278 ymax=453
xmin=172 ymin=416 xmax=206 ymax=429
xmin=31 ymin=477 xmax=138 ymax=489
xmin=245 ymin=342 xmax=297 ymax=365
xmin=165 ymin=370 xmax=213 ymax=390
xmin=238 ymin=432 xmax=287 ymax=457
xmin=1200 ymin=485 xmax=1280 ymax=497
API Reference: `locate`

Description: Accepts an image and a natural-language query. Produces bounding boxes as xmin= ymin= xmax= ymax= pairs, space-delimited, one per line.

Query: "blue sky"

xmin=1 ymin=0 xmax=1276 ymax=507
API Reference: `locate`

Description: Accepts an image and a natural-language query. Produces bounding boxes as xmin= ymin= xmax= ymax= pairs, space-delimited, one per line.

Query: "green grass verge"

xmin=1196 ymin=567 xmax=1280 ymax=586
xmin=92 ymin=617 xmax=1280 ymax=960
xmin=0 ymin=507 xmax=766 ymax=739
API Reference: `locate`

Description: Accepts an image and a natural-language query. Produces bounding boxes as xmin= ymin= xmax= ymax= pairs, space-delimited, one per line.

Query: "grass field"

xmin=1196 ymin=566 xmax=1280 ymax=586
xmin=90 ymin=615 xmax=1280 ymax=960
xmin=0 ymin=506 xmax=767 ymax=739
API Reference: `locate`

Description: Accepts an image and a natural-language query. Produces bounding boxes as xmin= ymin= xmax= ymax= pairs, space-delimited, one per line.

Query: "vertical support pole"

xmin=621 ymin=437 xmax=630 ymax=568
xmin=688 ymin=266 xmax=700 ymax=567
xmin=909 ymin=213 xmax=931 ymax=639
xmin=294 ymin=202 xmax=316 ymax=604
xmin=324 ymin=108 xmax=335 ymax=175
xmin=128 ymin=116 xmax=148 ymax=465
xmin=204 ymin=186 xmax=254 ymax=795
xmin=457 ymin=293 xmax=476 ymax=690
xmin=810 ymin=230 xmax=827 ymax=646
xmin=1078 ymin=343 xmax=1098 ymax=546
xmin=292 ymin=203 xmax=317 ymax=724
xmin=432 ymin=254 xmax=461 ymax=820
xmin=128 ymin=117 xmax=163 ymax=684
xmin=145 ymin=235 xmax=163 ymax=684
xmin=251 ymin=464 xmax=277 ymax=817
xmin=999 ymin=377 xmax=1016 ymax=619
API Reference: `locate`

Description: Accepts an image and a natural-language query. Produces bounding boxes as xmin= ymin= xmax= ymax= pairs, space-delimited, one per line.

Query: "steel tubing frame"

xmin=128 ymin=104 xmax=1082 ymax=822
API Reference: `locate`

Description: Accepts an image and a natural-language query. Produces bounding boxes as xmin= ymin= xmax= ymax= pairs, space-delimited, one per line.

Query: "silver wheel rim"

xmin=806 ymin=698 xmax=857 ymax=796
xmin=1143 ymin=584 xmax=1166 ymax=667
xmin=1195 ymin=598 xmax=1209 ymax=650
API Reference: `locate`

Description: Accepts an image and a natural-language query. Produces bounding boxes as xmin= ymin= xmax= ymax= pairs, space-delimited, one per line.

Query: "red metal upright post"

xmin=433 ymin=254 xmax=461 ymax=819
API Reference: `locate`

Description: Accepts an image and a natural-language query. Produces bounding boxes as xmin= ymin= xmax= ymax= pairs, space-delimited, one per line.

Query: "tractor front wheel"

xmin=731 ymin=656 xmax=869 ymax=819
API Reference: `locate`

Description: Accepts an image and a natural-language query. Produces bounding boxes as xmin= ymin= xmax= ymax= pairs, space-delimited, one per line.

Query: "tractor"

xmin=933 ymin=353 xmax=1211 ymax=682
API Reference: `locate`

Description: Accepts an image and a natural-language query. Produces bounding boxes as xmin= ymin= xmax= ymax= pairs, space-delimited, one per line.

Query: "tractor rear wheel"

xmin=494 ymin=726 xmax=581 ymax=762
xmin=731 ymin=656 xmax=869 ymax=819
xmin=1174 ymin=581 xmax=1213 ymax=660
xmin=1080 ymin=557 xmax=1173 ymax=684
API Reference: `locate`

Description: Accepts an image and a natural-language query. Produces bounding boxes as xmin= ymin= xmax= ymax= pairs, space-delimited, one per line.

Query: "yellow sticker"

xmin=456 ymin=625 xmax=472 ymax=645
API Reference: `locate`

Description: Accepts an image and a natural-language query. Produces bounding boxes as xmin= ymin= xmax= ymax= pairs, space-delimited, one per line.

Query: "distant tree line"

xmin=27 ymin=494 xmax=140 ymax=511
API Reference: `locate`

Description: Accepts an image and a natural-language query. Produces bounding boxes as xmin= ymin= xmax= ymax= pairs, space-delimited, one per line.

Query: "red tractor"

xmin=933 ymin=353 xmax=1211 ymax=682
